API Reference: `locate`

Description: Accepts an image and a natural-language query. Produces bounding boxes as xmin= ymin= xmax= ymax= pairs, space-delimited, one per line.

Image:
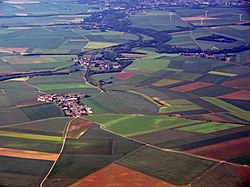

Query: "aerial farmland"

xmin=0 ymin=0 xmax=250 ymax=186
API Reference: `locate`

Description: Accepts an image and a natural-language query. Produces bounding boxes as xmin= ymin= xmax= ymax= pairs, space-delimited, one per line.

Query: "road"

xmin=39 ymin=117 xmax=77 ymax=187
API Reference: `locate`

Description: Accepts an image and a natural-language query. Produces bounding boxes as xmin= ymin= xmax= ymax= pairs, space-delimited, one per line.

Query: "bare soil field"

xmin=0 ymin=148 xmax=58 ymax=161
xmin=70 ymin=163 xmax=173 ymax=187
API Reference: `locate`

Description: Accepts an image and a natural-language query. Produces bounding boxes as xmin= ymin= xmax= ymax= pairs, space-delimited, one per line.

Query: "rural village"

xmin=37 ymin=93 xmax=93 ymax=117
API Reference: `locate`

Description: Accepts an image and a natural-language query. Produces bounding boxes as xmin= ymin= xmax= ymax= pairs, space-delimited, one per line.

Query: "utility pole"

xmin=205 ymin=10 xmax=208 ymax=18
xmin=239 ymin=13 xmax=243 ymax=22
xmin=169 ymin=12 xmax=173 ymax=20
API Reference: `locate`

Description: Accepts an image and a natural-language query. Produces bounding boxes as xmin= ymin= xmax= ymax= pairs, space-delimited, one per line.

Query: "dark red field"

xmin=246 ymin=55 xmax=250 ymax=63
xmin=169 ymin=82 xmax=213 ymax=92
xmin=233 ymin=165 xmax=250 ymax=183
xmin=221 ymin=76 xmax=250 ymax=89
xmin=191 ymin=163 xmax=250 ymax=187
xmin=186 ymin=136 xmax=250 ymax=160
xmin=70 ymin=163 xmax=173 ymax=187
xmin=15 ymin=100 xmax=39 ymax=107
xmin=218 ymin=90 xmax=250 ymax=100
xmin=114 ymin=71 xmax=136 ymax=80
xmin=203 ymin=114 xmax=228 ymax=123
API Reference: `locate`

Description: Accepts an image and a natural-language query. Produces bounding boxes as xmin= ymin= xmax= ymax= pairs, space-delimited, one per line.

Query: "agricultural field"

xmin=190 ymin=163 xmax=250 ymax=187
xmin=0 ymin=1 xmax=250 ymax=186
xmin=28 ymin=73 xmax=99 ymax=94
xmin=67 ymin=117 xmax=94 ymax=139
xmin=177 ymin=122 xmax=241 ymax=134
xmin=117 ymin=146 xmax=217 ymax=186
xmin=19 ymin=103 xmax=64 ymax=121
xmin=0 ymin=27 xmax=86 ymax=54
xmin=86 ymin=114 xmax=201 ymax=137
xmin=43 ymin=125 xmax=143 ymax=186
xmin=70 ymin=163 xmax=172 ymax=187
xmin=159 ymin=99 xmax=202 ymax=114
xmin=0 ymin=156 xmax=53 ymax=186
xmin=0 ymin=54 xmax=75 ymax=72
xmin=81 ymin=92 xmax=154 ymax=115
xmin=169 ymin=82 xmax=213 ymax=92
xmin=176 ymin=7 xmax=250 ymax=26
xmin=126 ymin=50 xmax=177 ymax=73
xmin=202 ymin=97 xmax=246 ymax=112
xmin=186 ymin=136 xmax=250 ymax=161
xmin=129 ymin=10 xmax=190 ymax=31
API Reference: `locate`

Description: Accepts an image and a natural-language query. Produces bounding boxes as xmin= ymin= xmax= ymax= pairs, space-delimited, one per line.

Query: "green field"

xmin=117 ymin=146 xmax=217 ymax=186
xmin=84 ymin=30 xmax=139 ymax=44
xmin=202 ymin=97 xmax=245 ymax=112
xmin=84 ymin=41 xmax=118 ymax=49
xmin=129 ymin=10 xmax=189 ymax=31
xmin=0 ymin=118 xmax=69 ymax=153
xmin=177 ymin=122 xmax=241 ymax=134
xmin=0 ymin=136 xmax=62 ymax=153
xmin=28 ymin=73 xmax=99 ymax=94
xmin=20 ymin=103 xmax=64 ymax=121
xmin=110 ymin=91 xmax=158 ymax=114
xmin=126 ymin=50 xmax=176 ymax=73
xmin=7 ymin=117 xmax=70 ymax=134
xmin=81 ymin=92 xmax=145 ymax=115
xmin=0 ymin=107 xmax=30 ymax=126
xmin=230 ymin=111 xmax=250 ymax=121
xmin=0 ymin=131 xmax=62 ymax=142
xmin=86 ymin=114 xmax=200 ymax=136
xmin=28 ymin=73 xmax=84 ymax=84
xmin=159 ymin=99 xmax=201 ymax=114
xmin=45 ymin=126 xmax=142 ymax=186
xmin=0 ymin=2 xmax=250 ymax=186
xmin=0 ymin=95 xmax=14 ymax=108
xmin=0 ymin=156 xmax=53 ymax=177
xmin=34 ymin=83 xmax=94 ymax=91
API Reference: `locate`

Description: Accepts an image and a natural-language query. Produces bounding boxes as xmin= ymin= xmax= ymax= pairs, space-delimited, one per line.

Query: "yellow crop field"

xmin=85 ymin=42 xmax=118 ymax=49
xmin=208 ymin=71 xmax=237 ymax=77
xmin=152 ymin=79 xmax=181 ymax=87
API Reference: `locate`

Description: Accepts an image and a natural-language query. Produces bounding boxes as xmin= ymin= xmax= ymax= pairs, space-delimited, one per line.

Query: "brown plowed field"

xmin=169 ymin=82 xmax=213 ymax=92
xmin=186 ymin=136 xmax=250 ymax=160
xmin=70 ymin=163 xmax=174 ymax=187
xmin=67 ymin=117 xmax=94 ymax=139
xmin=221 ymin=76 xmax=250 ymax=89
xmin=218 ymin=90 xmax=250 ymax=100
xmin=0 ymin=148 xmax=58 ymax=161
xmin=114 ymin=72 xmax=136 ymax=80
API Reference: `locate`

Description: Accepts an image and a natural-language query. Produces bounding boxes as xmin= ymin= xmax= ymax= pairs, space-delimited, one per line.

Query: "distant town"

xmin=81 ymin=0 xmax=249 ymax=13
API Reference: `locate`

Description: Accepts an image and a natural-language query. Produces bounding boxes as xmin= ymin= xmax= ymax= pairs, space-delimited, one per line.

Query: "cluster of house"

xmin=100 ymin=0 xmax=248 ymax=12
xmin=77 ymin=58 xmax=121 ymax=70
xmin=180 ymin=52 xmax=230 ymax=62
xmin=82 ymin=22 xmax=101 ymax=30
xmin=37 ymin=93 xmax=93 ymax=117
